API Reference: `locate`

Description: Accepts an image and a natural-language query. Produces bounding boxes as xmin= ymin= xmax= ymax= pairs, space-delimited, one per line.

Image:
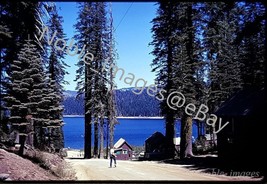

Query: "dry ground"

xmin=66 ymin=156 xmax=262 ymax=181
xmin=0 ymin=149 xmax=59 ymax=180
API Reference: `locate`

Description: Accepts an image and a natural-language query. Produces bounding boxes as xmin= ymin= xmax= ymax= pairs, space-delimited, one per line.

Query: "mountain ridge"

xmin=63 ymin=88 xmax=161 ymax=116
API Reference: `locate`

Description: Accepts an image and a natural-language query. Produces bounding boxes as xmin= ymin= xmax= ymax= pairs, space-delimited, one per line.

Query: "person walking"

xmin=109 ymin=146 xmax=117 ymax=168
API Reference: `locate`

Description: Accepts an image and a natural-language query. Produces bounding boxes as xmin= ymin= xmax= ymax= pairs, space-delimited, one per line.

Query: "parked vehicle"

xmin=139 ymin=151 xmax=145 ymax=157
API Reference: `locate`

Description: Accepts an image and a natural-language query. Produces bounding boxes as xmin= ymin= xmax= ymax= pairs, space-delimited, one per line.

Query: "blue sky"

xmin=56 ymin=2 xmax=158 ymax=91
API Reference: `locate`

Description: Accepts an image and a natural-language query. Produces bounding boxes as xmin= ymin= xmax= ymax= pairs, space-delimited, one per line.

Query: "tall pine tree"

xmin=4 ymin=39 xmax=47 ymax=155
xmin=150 ymin=1 xmax=179 ymax=158
xmin=1 ymin=2 xmax=65 ymax=153
xmin=106 ymin=3 xmax=118 ymax=150
xmin=45 ymin=5 xmax=68 ymax=152
xmin=151 ymin=2 xmax=208 ymax=158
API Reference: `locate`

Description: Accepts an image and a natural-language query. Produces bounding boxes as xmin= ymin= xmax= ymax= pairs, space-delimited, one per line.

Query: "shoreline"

xmin=64 ymin=145 xmax=144 ymax=151
xmin=63 ymin=115 xmax=164 ymax=119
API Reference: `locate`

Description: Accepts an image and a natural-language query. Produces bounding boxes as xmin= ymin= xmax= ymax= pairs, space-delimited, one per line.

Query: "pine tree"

xmin=236 ymin=2 xmax=265 ymax=89
xmin=106 ymin=3 xmax=118 ymax=150
xmin=0 ymin=1 xmax=49 ymax=149
xmin=0 ymin=2 xmax=38 ymax=140
xmin=151 ymin=2 xmax=206 ymax=158
xmin=150 ymin=1 xmax=179 ymax=158
xmin=201 ymin=2 xmax=265 ymax=147
xmin=40 ymin=75 xmax=64 ymax=152
xmin=1 ymin=2 xmax=65 ymax=152
xmin=75 ymin=2 xmax=115 ymax=158
xmin=4 ymin=39 xmax=47 ymax=155
xmin=172 ymin=3 xmax=205 ymax=159
xmin=29 ymin=48 xmax=51 ymax=151
xmin=0 ymin=23 xmax=12 ymax=139
xmin=44 ymin=5 xmax=68 ymax=152
xmin=1 ymin=1 xmax=40 ymax=75
xmin=74 ymin=2 xmax=97 ymax=159
xmin=203 ymin=2 xmax=242 ymax=112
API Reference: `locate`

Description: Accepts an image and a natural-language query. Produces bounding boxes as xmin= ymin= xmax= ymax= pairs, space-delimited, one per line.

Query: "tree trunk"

xmin=93 ymin=117 xmax=99 ymax=158
xmin=84 ymin=112 xmax=92 ymax=159
xmin=50 ymin=126 xmax=64 ymax=152
xmin=197 ymin=120 xmax=200 ymax=137
xmin=108 ymin=87 xmax=116 ymax=148
xmin=34 ymin=125 xmax=45 ymax=150
xmin=18 ymin=135 xmax=26 ymax=156
xmin=99 ymin=116 xmax=104 ymax=158
xmin=84 ymin=65 xmax=92 ymax=159
xmin=203 ymin=122 xmax=206 ymax=135
xmin=180 ymin=114 xmax=194 ymax=159
xmin=109 ymin=123 xmax=114 ymax=148
xmin=165 ymin=112 xmax=175 ymax=158
xmin=59 ymin=126 xmax=64 ymax=151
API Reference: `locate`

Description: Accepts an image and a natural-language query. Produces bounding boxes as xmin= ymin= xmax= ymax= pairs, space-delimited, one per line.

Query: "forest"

xmin=0 ymin=1 xmax=265 ymax=161
xmin=63 ymin=88 xmax=160 ymax=116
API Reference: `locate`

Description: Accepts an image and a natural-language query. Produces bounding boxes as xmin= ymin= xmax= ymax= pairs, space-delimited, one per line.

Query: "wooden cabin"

xmin=145 ymin=131 xmax=167 ymax=159
xmin=215 ymin=87 xmax=265 ymax=170
xmin=114 ymin=138 xmax=133 ymax=160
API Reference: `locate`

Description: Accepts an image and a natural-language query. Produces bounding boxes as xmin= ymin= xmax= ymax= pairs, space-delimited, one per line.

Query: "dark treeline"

xmin=63 ymin=88 xmax=160 ymax=117
xmin=150 ymin=2 xmax=265 ymax=159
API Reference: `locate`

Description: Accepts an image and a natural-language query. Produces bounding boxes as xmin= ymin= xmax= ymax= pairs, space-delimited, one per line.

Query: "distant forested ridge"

xmin=63 ymin=88 xmax=160 ymax=116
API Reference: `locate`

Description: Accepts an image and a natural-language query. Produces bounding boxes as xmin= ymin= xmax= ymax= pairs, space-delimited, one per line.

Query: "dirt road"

xmin=65 ymin=158 xmax=260 ymax=181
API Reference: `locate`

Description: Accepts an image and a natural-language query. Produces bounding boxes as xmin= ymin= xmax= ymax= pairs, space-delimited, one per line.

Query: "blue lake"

xmin=63 ymin=117 xmax=200 ymax=149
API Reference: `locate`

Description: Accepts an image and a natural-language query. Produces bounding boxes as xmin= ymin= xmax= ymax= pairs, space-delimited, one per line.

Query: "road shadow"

xmin=65 ymin=157 xmax=85 ymax=160
xmin=158 ymin=156 xmax=264 ymax=180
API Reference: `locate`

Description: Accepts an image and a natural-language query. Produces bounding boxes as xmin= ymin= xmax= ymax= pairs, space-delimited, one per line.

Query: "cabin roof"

xmin=114 ymin=138 xmax=132 ymax=150
xmin=145 ymin=131 xmax=165 ymax=143
xmin=215 ymin=87 xmax=265 ymax=117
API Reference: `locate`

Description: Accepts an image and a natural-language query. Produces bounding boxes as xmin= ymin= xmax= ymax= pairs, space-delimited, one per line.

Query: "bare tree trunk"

xmin=93 ymin=117 xmax=98 ymax=158
xmin=84 ymin=68 xmax=92 ymax=159
xmin=84 ymin=112 xmax=92 ymax=159
xmin=197 ymin=120 xmax=201 ymax=137
xmin=109 ymin=122 xmax=114 ymax=148
xmin=180 ymin=114 xmax=194 ymax=159
xmin=106 ymin=120 xmax=109 ymax=158
xmin=165 ymin=112 xmax=175 ymax=158
xmin=34 ymin=125 xmax=45 ymax=151
xmin=212 ymin=126 xmax=216 ymax=147
xmin=99 ymin=116 xmax=104 ymax=158
xmin=107 ymin=3 xmax=117 ymax=149
xmin=203 ymin=122 xmax=206 ymax=135
xmin=209 ymin=126 xmax=214 ymax=147
xmin=18 ymin=135 xmax=26 ymax=156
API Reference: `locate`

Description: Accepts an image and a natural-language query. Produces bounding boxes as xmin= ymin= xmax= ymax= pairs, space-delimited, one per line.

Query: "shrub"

xmin=24 ymin=148 xmax=76 ymax=180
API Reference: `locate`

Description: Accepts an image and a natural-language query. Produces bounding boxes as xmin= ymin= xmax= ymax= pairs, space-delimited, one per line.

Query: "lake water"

xmin=63 ymin=117 xmax=200 ymax=149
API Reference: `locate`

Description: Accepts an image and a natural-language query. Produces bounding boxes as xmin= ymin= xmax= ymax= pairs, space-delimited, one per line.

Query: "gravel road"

xmin=65 ymin=158 xmax=260 ymax=181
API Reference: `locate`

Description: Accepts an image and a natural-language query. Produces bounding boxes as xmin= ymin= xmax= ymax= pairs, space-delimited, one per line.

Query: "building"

xmin=145 ymin=131 xmax=167 ymax=160
xmin=114 ymin=138 xmax=133 ymax=160
xmin=215 ymin=87 xmax=265 ymax=169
